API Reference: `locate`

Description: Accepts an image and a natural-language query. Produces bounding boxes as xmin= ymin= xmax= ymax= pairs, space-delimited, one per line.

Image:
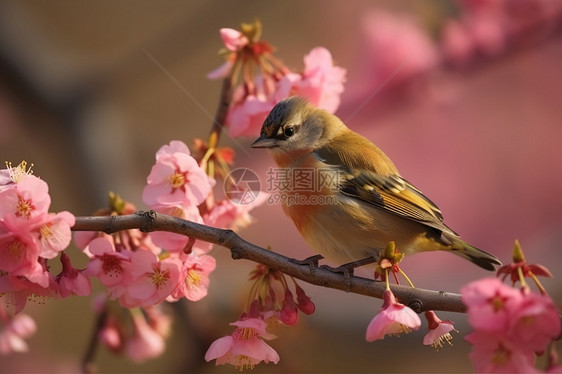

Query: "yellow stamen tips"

xmin=233 ymin=355 xmax=255 ymax=371
xmin=5 ymin=161 xmax=34 ymax=183
xmin=150 ymin=266 xmax=170 ymax=289
xmin=186 ymin=269 xmax=202 ymax=287
xmin=169 ymin=172 xmax=186 ymax=189
xmin=431 ymin=331 xmax=457 ymax=351
xmin=39 ymin=224 xmax=52 ymax=239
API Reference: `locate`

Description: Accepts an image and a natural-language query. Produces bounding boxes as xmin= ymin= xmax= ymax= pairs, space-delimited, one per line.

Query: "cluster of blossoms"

xmin=0 ymin=161 xmax=81 ymax=354
xmin=75 ymin=139 xmax=268 ymax=362
xmin=205 ymin=262 xmax=315 ymax=370
xmin=462 ymin=242 xmax=561 ymax=373
xmin=208 ymin=20 xmax=346 ymax=137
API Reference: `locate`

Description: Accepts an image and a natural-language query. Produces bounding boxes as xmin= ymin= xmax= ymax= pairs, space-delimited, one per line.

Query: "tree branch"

xmin=72 ymin=211 xmax=466 ymax=313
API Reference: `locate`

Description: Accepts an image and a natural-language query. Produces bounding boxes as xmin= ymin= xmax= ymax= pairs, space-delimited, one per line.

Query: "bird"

xmin=251 ymin=96 xmax=501 ymax=271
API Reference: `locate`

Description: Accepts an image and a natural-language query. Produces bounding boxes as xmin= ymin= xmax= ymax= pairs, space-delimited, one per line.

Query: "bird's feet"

xmin=320 ymin=257 xmax=378 ymax=291
xmin=289 ymin=254 xmax=325 ymax=275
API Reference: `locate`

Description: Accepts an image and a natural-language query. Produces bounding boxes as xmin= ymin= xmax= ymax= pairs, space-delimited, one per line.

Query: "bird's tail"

xmin=447 ymin=236 xmax=502 ymax=271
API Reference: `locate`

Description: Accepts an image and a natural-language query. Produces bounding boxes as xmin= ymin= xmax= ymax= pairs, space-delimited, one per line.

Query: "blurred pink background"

xmin=0 ymin=0 xmax=561 ymax=372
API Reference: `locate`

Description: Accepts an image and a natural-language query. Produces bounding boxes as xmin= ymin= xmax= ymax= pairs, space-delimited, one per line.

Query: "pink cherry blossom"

xmin=125 ymin=311 xmax=165 ymax=363
xmin=119 ymin=250 xmax=182 ymax=308
xmin=365 ymin=290 xmax=421 ymax=342
xmin=155 ymin=140 xmax=191 ymax=159
xmin=0 ymin=175 xmax=50 ymax=221
xmin=205 ymin=317 xmax=279 ymax=370
xmin=170 ymin=250 xmax=216 ymax=302
xmin=289 ymin=47 xmax=346 ymax=113
xmin=85 ymin=237 xmax=132 ymax=299
xmin=423 ymin=311 xmax=457 ymax=349
xmin=143 ymin=141 xmax=213 ymax=208
xmin=0 ymin=313 xmax=37 ymax=354
xmin=466 ymin=330 xmax=537 ymax=373
xmin=55 ymin=252 xmax=91 ymax=298
xmin=461 ymin=277 xmax=524 ymax=332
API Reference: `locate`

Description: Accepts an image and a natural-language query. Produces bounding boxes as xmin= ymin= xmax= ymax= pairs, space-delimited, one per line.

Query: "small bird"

xmin=251 ymin=97 xmax=501 ymax=271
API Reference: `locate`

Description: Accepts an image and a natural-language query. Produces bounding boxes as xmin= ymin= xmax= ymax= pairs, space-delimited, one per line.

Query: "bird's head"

xmin=251 ymin=97 xmax=343 ymax=158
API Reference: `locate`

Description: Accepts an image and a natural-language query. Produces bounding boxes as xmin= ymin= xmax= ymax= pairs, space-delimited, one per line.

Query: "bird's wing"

xmin=313 ymin=133 xmax=457 ymax=234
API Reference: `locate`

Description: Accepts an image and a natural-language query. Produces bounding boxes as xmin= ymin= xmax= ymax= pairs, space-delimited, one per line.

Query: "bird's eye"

xmin=284 ymin=127 xmax=294 ymax=138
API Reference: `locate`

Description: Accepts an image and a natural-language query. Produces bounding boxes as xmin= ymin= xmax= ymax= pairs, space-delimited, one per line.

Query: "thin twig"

xmin=72 ymin=211 xmax=466 ymax=313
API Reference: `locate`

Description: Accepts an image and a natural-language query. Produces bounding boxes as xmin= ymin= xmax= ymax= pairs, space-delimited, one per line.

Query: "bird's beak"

xmin=251 ymin=134 xmax=277 ymax=148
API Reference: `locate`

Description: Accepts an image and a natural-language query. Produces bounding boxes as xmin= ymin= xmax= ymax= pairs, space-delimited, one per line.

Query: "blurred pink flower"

xmin=205 ymin=317 xmax=279 ymax=370
xmin=125 ymin=311 xmax=165 ymax=363
xmin=289 ymin=47 xmax=347 ymax=113
xmin=170 ymin=250 xmax=216 ymax=302
xmin=55 ymin=252 xmax=91 ymax=298
xmin=226 ymin=92 xmax=277 ymax=137
xmin=98 ymin=317 xmax=123 ymax=352
xmin=466 ymin=330 xmax=536 ymax=373
xmin=0 ymin=313 xmax=36 ymax=354
xmin=365 ymin=290 xmax=421 ymax=342
xmin=362 ymin=12 xmax=438 ymax=88
xmin=423 ymin=311 xmax=456 ymax=349
xmin=461 ymin=277 xmax=524 ymax=332
xmin=143 ymin=141 xmax=213 ymax=208
xmin=508 ymin=291 xmax=561 ymax=353
xmin=85 ymin=237 xmax=132 ymax=299
xmin=119 ymin=250 xmax=182 ymax=308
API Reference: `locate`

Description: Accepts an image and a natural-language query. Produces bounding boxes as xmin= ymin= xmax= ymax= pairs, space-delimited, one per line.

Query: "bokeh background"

xmin=1 ymin=0 xmax=561 ymax=372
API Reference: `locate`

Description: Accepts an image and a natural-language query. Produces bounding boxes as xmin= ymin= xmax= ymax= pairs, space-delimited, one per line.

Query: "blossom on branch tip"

xmin=208 ymin=20 xmax=346 ymax=138
xmin=365 ymin=290 xmax=421 ymax=342
xmin=205 ymin=317 xmax=279 ymax=370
